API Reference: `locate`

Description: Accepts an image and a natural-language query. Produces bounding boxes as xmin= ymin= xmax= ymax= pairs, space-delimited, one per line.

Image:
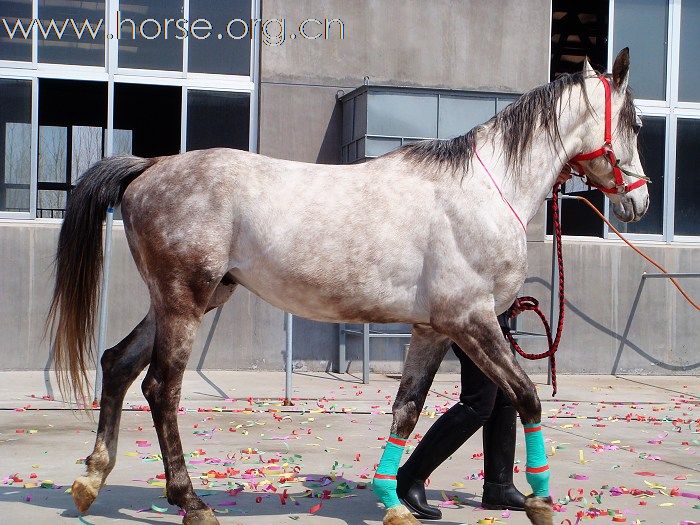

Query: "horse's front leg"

xmin=374 ymin=324 xmax=450 ymax=525
xmin=433 ymin=303 xmax=553 ymax=525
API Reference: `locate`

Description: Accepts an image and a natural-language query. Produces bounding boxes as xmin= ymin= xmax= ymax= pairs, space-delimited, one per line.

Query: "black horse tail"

xmin=47 ymin=155 xmax=156 ymax=406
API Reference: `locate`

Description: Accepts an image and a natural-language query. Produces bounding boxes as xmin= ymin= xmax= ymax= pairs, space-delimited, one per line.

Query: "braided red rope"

xmin=505 ymin=183 xmax=565 ymax=396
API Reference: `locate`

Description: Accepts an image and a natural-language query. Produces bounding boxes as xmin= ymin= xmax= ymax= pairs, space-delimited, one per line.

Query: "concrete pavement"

xmin=0 ymin=371 xmax=698 ymax=524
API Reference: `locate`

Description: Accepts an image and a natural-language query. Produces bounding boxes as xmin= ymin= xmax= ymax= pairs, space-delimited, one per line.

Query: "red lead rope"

xmin=505 ymin=182 xmax=565 ymax=397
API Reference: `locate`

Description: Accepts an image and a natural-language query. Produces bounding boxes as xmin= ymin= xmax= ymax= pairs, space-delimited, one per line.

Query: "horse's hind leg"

xmin=72 ymin=278 xmax=237 ymax=515
xmin=71 ymin=310 xmax=155 ymax=513
xmin=141 ymin=274 xmax=232 ymax=525
xmin=432 ymin=304 xmax=553 ymax=525
xmin=374 ymin=324 xmax=451 ymax=525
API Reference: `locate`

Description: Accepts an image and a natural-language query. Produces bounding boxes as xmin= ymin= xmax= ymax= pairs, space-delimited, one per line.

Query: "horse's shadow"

xmin=1 ymin=477 xmax=480 ymax=525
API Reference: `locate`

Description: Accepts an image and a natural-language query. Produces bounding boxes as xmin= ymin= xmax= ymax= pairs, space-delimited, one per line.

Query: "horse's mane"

xmin=396 ymin=70 xmax=637 ymax=180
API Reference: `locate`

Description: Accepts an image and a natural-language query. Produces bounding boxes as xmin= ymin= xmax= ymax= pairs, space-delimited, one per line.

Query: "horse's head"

xmin=574 ymin=48 xmax=650 ymax=223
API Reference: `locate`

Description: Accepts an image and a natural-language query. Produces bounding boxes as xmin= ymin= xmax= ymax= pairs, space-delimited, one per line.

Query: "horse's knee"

xmin=391 ymin=400 xmax=421 ymax=437
xmin=516 ymin=382 xmax=542 ymax=424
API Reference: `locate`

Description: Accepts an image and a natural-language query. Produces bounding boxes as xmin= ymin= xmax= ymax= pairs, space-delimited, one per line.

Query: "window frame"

xmin=606 ymin=0 xmax=700 ymax=243
xmin=0 ymin=0 xmax=260 ymax=221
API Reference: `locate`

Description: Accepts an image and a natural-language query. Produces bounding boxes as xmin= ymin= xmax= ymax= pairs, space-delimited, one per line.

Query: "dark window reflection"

xmin=186 ymin=90 xmax=249 ymax=151
xmin=117 ymin=0 xmax=184 ymax=71
xmin=0 ymin=0 xmax=33 ymax=62
xmin=188 ymin=0 xmax=251 ymax=75
xmin=0 ymin=79 xmax=32 ymax=212
xmin=38 ymin=0 xmax=106 ymax=66
xmin=611 ymin=116 xmax=665 ymax=234
xmin=675 ymin=119 xmax=700 ymax=236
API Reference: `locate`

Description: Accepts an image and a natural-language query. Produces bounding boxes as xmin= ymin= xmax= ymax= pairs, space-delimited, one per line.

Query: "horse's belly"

xmin=229 ymin=265 xmax=429 ymax=324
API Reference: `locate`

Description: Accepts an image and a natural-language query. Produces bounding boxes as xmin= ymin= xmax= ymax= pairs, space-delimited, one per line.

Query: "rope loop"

xmin=505 ymin=183 xmax=565 ymax=397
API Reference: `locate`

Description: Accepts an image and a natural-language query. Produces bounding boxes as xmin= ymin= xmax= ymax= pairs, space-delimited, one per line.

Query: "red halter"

xmin=568 ymin=76 xmax=647 ymax=195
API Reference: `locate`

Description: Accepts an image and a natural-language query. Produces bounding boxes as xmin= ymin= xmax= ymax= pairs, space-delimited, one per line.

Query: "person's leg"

xmin=482 ymin=388 xmax=527 ymax=510
xmin=397 ymin=343 xmax=497 ymax=519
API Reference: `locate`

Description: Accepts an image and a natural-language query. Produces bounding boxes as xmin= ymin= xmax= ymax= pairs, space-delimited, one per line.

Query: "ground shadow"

xmin=2 ymin=475 xmax=479 ymax=525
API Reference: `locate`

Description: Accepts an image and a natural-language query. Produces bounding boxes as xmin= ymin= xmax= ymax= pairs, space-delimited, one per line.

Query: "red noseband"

xmin=569 ymin=76 xmax=647 ymax=195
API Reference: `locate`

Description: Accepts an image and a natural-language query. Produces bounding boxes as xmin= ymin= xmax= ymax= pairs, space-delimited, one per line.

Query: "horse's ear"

xmin=612 ymin=47 xmax=630 ymax=91
xmin=582 ymin=57 xmax=596 ymax=77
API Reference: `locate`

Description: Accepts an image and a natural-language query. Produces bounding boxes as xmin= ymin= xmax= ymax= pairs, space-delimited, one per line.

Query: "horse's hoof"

xmin=71 ymin=477 xmax=99 ymax=514
xmin=183 ymin=508 xmax=220 ymax=525
xmin=383 ymin=504 xmax=422 ymax=525
xmin=524 ymin=495 xmax=554 ymax=525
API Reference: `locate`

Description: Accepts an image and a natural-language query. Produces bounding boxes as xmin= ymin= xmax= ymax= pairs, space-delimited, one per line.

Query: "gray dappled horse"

xmin=48 ymin=50 xmax=647 ymax=525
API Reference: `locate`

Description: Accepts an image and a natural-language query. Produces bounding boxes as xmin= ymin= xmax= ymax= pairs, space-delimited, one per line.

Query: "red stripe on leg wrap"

xmin=524 ymin=426 xmax=542 ymax=433
xmin=387 ymin=437 xmax=407 ymax=447
xmin=373 ymin=474 xmax=397 ymax=480
xmin=526 ymin=465 xmax=550 ymax=474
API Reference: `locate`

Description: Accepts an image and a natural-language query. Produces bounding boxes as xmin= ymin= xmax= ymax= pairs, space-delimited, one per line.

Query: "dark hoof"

xmin=524 ymin=496 xmax=554 ymax=525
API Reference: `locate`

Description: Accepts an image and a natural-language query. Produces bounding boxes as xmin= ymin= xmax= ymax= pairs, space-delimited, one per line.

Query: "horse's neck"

xmin=475 ymin=88 xmax=588 ymax=226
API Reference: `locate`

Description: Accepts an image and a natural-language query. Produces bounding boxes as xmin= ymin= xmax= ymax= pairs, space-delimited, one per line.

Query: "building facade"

xmin=0 ymin=0 xmax=697 ymax=375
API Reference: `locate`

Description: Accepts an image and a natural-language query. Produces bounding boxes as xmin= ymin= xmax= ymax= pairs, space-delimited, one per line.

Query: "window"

xmin=117 ymin=0 xmax=184 ymax=71
xmin=610 ymin=116 xmax=665 ymax=234
xmin=613 ymin=0 xmax=668 ymax=101
xmin=674 ymin=119 xmax=700 ymax=236
xmin=37 ymin=79 xmax=108 ymax=218
xmin=0 ymin=79 xmax=32 ymax=213
xmin=186 ymin=90 xmax=250 ymax=151
xmin=188 ymin=0 xmax=251 ymax=76
xmin=547 ymin=1 xmax=699 ymax=240
xmin=0 ymin=1 xmax=254 ymax=219
xmin=37 ymin=0 xmax=106 ymax=66
xmin=0 ymin=0 xmax=32 ymax=62
xmin=341 ymin=87 xmax=517 ymax=163
xmin=114 ymin=83 xmax=181 ymax=157
xmin=678 ymin=0 xmax=700 ymax=103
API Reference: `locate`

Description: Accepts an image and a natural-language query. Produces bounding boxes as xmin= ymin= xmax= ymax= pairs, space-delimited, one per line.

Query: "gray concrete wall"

xmin=0 ymin=222 xmax=290 ymax=373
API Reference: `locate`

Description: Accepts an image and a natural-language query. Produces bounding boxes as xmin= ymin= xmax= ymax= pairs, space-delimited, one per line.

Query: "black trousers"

xmin=452 ymin=312 xmax=512 ymax=422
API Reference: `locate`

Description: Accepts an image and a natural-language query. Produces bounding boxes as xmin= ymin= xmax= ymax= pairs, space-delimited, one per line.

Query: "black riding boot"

xmin=397 ymin=402 xmax=485 ymax=519
xmin=481 ymin=399 xmax=527 ymax=511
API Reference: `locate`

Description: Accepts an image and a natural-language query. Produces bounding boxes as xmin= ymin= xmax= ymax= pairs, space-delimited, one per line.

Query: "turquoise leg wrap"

xmin=372 ymin=434 xmax=406 ymax=509
xmin=524 ymin=423 xmax=550 ymax=497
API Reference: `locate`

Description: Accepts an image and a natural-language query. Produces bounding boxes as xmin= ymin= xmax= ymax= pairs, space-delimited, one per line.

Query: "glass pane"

xmin=365 ymin=137 xmax=402 ymax=157
xmin=610 ymin=116 xmax=665 ymax=234
xmin=0 ymin=79 xmax=32 ymax=213
xmin=118 ymin=0 xmax=184 ymax=71
xmin=38 ymin=0 xmax=105 ymax=66
xmin=38 ymin=79 xmax=107 ymax=218
xmin=186 ymin=90 xmax=250 ymax=151
xmin=679 ymin=1 xmax=700 ymax=102
xmin=613 ymin=0 xmax=668 ymax=100
xmin=0 ymin=0 xmax=33 ymax=61
xmin=438 ymin=96 xmax=494 ymax=139
xmin=188 ymin=0 xmax=250 ymax=75
xmin=72 ymin=126 xmax=102 ymax=184
xmin=38 ymin=126 xmax=67 ymax=218
xmin=367 ymin=93 xmax=437 ymax=138
xmin=112 ymin=129 xmax=134 ymax=155
xmin=496 ymin=97 xmax=517 ymax=113
xmin=674 ymin=119 xmax=700 ymax=236
xmin=114 ymin=83 xmax=181 ymax=157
